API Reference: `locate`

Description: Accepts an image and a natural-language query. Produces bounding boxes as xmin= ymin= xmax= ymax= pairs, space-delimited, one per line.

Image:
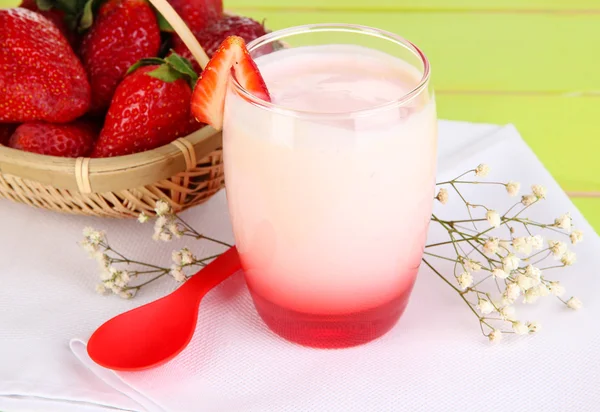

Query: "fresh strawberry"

xmin=0 ymin=8 xmax=90 ymax=123
xmin=79 ymin=0 xmax=161 ymax=114
xmin=92 ymin=55 xmax=202 ymax=158
xmin=173 ymin=15 xmax=267 ymax=73
xmin=168 ymin=0 xmax=222 ymax=71
xmin=0 ymin=124 xmax=18 ymax=146
xmin=19 ymin=0 xmax=78 ymax=47
xmin=9 ymin=121 xmax=96 ymax=157
xmin=168 ymin=0 xmax=222 ymax=34
xmin=191 ymin=36 xmax=270 ymax=131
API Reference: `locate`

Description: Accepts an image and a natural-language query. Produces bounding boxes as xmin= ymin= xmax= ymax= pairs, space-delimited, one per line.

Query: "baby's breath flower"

xmin=535 ymin=283 xmax=550 ymax=297
xmin=554 ymin=212 xmax=572 ymax=232
xmin=83 ymin=227 xmax=105 ymax=245
xmin=528 ymin=235 xmax=544 ymax=251
xmin=488 ymin=329 xmax=502 ymax=343
xmin=516 ymin=274 xmax=536 ymax=291
xmin=180 ymin=248 xmax=195 ymax=265
xmin=118 ymin=291 xmax=133 ymax=299
xmin=95 ymin=252 xmax=110 ymax=268
xmin=168 ymin=223 xmax=184 ymax=238
xmin=570 ymin=229 xmax=583 ymax=245
xmin=155 ymin=215 xmax=167 ymax=228
xmin=512 ymin=321 xmax=528 ymax=335
xmin=171 ymin=265 xmax=186 ymax=282
xmin=81 ymin=239 xmax=99 ymax=255
xmin=465 ymin=259 xmax=482 ymax=273
xmin=512 ymin=237 xmax=532 ymax=255
xmin=483 ymin=238 xmax=499 ymax=254
xmin=561 ymin=250 xmax=576 ymax=266
xmin=95 ymin=283 xmax=107 ymax=295
xmin=476 ymin=298 xmax=495 ymax=315
xmin=531 ymin=184 xmax=547 ymax=199
xmin=114 ymin=271 xmax=130 ymax=288
xmin=475 ymin=163 xmax=490 ymax=177
xmin=521 ymin=194 xmax=537 ymax=206
xmin=504 ymin=283 xmax=521 ymax=303
xmin=548 ymin=240 xmax=567 ymax=259
xmin=138 ymin=212 xmax=149 ymax=223
xmin=505 ymin=181 xmax=520 ymax=197
xmin=492 ymin=268 xmax=508 ymax=279
xmin=486 ymin=210 xmax=501 ymax=228
xmin=527 ymin=321 xmax=541 ymax=333
xmin=566 ymin=296 xmax=583 ymax=310
xmin=499 ymin=305 xmax=515 ymax=320
xmin=172 ymin=250 xmax=182 ymax=265
xmin=457 ymin=272 xmax=473 ymax=290
xmin=524 ymin=265 xmax=541 ymax=283
xmin=502 ymin=253 xmax=520 ymax=272
xmin=99 ymin=267 xmax=112 ymax=281
xmin=435 ymin=188 xmax=449 ymax=204
xmin=548 ymin=281 xmax=565 ymax=297
xmin=155 ymin=200 xmax=171 ymax=216
xmin=159 ymin=231 xmax=173 ymax=242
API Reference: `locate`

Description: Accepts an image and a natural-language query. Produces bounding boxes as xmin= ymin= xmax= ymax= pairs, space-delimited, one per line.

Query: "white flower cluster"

xmin=436 ymin=172 xmax=585 ymax=343
xmin=149 ymin=200 xmax=184 ymax=242
xmin=170 ymin=247 xmax=196 ymax=282
xmin=436 ymin=188 xmax=449 ymax=205
xmin=81 ymin=227 xmax=133 ymax=299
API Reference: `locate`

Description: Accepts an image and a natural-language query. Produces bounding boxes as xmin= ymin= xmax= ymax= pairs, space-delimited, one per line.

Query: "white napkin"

xmin=1 ymin=120 xmax=597 ymax=412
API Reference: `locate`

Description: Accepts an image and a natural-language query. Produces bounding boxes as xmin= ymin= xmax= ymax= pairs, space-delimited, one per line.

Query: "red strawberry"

xmin=0 ymin=124 xmax=18 ymax=146
xmin=168 ymin=0 xmax=222 ymax=72
xmin=9 ymin=121 xmax=96 ymax=157
xmin=0 ymin=8 xmax=90 ymax=123
xmin=92 ymin=55 xmax=202 ymax=158
xmin=79 ymin=0 xmax=161 ymax=114
xmin=173 ymin=16 xmax=267 ymax=74
xmin=191 ymin=36 xmax=270 ymax=131
xmin=168 ymin=0 xmax=222 ymax=34
xmin=19 ymin=0 xmax=77 ymax=47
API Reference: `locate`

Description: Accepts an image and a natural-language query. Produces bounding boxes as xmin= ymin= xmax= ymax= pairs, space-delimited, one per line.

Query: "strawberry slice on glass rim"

xmin=191 ymin=35 xmax=271 ymax=131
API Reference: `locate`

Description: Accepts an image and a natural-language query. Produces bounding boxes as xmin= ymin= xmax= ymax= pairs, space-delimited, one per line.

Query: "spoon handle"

xmin=176 ymin=246 xmax=242 ymax=300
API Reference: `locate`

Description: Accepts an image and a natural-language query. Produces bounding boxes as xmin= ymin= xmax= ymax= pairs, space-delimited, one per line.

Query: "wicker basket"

xmin=0 ymin=0 xmax=234 ymax=218
xmin=0 ymin=126 xmax=224 ymax=218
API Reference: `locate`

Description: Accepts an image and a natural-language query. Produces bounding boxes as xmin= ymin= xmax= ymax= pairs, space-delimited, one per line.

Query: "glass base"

xmin=248 ymin=285 xmax=413 ymax=349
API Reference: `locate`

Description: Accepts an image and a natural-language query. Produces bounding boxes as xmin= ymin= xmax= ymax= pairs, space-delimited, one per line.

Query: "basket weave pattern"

xmin=0 ymin=127 xmax=225 ymax=218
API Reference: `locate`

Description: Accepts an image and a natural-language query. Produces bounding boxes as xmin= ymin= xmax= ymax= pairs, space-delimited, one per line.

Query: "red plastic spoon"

xmin=87 ymin=246 xmax=241 ymax=371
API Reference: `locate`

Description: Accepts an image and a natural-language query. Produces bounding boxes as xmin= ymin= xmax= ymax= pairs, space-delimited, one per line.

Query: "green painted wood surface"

xmin=227 ymin=0 xmax=600 ymax=11
xmin=1 ymin=0 xmax=598 ymax=232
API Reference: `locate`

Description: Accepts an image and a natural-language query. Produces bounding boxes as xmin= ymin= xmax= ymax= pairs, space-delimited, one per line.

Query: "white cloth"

xmin=1 ymin=121 xmax=598 ymax=412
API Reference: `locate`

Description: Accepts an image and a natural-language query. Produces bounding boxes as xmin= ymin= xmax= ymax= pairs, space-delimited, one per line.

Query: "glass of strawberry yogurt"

xmin=222 ymin=24 xmax=437 ymax=348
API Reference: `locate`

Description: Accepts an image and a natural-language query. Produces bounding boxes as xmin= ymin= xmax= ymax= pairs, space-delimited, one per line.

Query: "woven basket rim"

xmin=0 ymin=125 xmax=222 ymax=193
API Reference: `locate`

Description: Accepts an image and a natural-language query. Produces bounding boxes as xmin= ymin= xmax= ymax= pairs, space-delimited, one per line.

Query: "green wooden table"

xmin=2 ymin=0 xmax=599 ymax=231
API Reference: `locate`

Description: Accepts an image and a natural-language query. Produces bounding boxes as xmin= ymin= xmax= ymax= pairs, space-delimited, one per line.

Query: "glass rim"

xmin=231 ymin=23 xmax=431 ymax=119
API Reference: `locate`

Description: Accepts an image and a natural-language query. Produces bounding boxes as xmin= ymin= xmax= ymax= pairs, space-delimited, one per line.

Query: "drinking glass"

xmin=223 ymin=24 xmax=437 ymax=348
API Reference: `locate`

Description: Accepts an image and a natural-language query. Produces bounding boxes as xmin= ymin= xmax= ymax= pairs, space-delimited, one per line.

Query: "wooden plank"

xmin=226 ymin=10 xmax=600 ymax=94
xmin=572 ymin=198 xmax=600 ymax=234
xmin=436 ymin=94 xmax=600 ymax=194
xmin=225 ymin=0 xmax=600 ymax=12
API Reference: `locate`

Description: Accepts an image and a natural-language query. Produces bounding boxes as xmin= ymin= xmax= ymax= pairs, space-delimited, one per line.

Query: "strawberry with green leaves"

xmin=0 ymin=8 xmax=90 ymax=123
xmin=9 ymin=121 xmax=97 ymax=157
xmin=92 ymin=54 xmax=202 ymax=157
xmin=79 ymin=0 xmax=161 ymax=114
xmin=19 ymin=0 xmax=77 ymax=46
